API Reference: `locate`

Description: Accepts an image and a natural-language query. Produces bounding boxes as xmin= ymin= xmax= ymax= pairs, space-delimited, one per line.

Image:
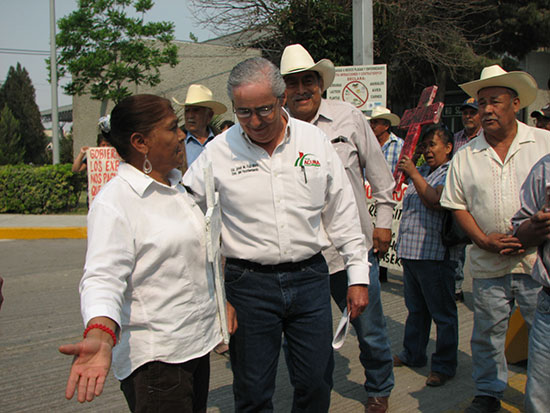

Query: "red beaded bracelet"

xmin=83 ymin=323 xmax=117 ymax=346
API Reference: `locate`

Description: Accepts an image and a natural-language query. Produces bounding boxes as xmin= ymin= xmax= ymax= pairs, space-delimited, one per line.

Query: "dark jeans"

xmin=329 ymin=250 xmax=394 ymax=397
xmin=120 ymin=356 xmax=210 ymax=413
xmin=225 ymin=255 xmax=333 ymax=412
xmin=399 ymin=259 xmax=458 ymax=377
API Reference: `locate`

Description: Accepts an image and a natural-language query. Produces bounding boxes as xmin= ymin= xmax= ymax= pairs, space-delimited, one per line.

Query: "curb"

xmin=0 ymin=227 xmax=87 ymax=240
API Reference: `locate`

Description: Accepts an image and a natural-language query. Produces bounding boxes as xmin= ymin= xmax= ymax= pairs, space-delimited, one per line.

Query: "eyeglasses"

xmin=233 ymin=100 xmax=280 ymax=119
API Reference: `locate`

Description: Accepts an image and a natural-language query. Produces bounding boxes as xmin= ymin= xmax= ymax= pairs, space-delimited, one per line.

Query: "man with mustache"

xmin=441 ymin=65 xmax=550 ymax=413
xmin=281 ymin=44 xmax=396 ymax=413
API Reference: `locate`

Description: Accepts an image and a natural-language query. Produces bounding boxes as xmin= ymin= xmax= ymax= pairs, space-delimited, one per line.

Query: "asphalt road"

xmin=0 ymin=239 xmax=528 ymax=412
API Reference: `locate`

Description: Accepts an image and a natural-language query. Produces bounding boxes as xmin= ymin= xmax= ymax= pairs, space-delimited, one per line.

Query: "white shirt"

xmin=440 ymin=121 xmax=550 ymax=278
xmin=183 ymin=110 xmax=370 ymax=286
xmin=81 ymin=162 xmax=221 ymax=380
xmin=309 ymin=99 xmax=396 ymax=273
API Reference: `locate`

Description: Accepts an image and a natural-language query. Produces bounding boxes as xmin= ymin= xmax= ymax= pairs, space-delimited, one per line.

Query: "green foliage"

xmin=189 ymin=32 xmax=199 ymax=42
xmin=45 ymin=134 xmax=75 ymax=165
xmin=0 ymin=164 xmax=86 ymax=214
xmin=0 ymin=63 xmax=47 ymax=164
xmin=0 ymin=106 xmax=25 ymax=165
xmin=53 ymin=0 xmax=179 ymax=103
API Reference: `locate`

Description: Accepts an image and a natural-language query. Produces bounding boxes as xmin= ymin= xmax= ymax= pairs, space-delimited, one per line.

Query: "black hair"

xmin=420 ymin=124 xmax=454 ymax=159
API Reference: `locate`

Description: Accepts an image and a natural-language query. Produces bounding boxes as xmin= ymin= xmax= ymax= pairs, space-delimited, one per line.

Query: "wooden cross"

xmin=393 ymin=86 xmax=444 ymax=192
xmin=204 ymin=163 xmax=230 ymax=344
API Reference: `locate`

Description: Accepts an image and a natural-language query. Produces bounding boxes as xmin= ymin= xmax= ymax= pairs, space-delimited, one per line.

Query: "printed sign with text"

xmin=87 ymin=147 xmax=121 ymax=204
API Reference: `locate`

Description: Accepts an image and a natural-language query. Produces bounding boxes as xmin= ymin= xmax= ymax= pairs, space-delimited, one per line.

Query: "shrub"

xmin=0 ymin=164 xmax=86 ymax=214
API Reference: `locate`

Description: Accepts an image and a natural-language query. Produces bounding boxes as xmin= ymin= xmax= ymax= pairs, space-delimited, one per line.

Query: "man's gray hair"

xmin=227 ymin=57 xmax=286 ymax=100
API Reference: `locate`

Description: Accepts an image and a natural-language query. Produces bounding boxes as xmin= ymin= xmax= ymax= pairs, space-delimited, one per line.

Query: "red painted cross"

xmin=393 ymin=85 xmax=444 ymax=192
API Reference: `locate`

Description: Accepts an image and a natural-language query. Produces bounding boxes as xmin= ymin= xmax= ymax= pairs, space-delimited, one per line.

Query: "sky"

xmin=0 ymin=0 xmax=216 ymax=111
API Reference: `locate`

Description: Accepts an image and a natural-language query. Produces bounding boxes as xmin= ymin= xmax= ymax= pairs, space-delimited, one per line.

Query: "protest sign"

xmin=365 ymin=183 xmax=407 ymax=273
xmin=87 ymin=147 xmax=121 ymax=203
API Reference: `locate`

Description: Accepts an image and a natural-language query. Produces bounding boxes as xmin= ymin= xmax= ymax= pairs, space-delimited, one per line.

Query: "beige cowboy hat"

xmin=172 ymin=84 xmax=227 ymax=115
xmin=280 ymin=44 xmax=335 ymax=92
xmin=460 ymin=65 xmax=538 ymax=109
xmin=366 ymin=106 xmax=400 ymax=126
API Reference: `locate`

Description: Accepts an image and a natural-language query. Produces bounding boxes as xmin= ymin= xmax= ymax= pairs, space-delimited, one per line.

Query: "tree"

xmin=54 ymin=0 xmax=179 ymax=103
xmin=0 ymin=106 xmax=25 ymax=165
xmin=0 ymin=63 xmax=47 ymax=164
xmin=190 ymin=0 xmax=550 ymax=106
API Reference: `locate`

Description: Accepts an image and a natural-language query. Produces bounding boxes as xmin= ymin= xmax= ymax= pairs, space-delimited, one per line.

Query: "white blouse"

xmin=80 ymin=162 xmax=221 ymax=380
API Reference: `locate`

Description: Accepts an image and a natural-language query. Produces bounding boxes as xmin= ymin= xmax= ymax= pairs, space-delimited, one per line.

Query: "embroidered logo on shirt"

xmin=231 ymin=162 xmax=259 ymax=176
xmin=294 ymin=152 xmax=321 ymax=167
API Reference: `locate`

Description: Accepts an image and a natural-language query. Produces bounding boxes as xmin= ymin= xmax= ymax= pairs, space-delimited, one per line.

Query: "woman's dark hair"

xmin=420 ymin=123 xmax=454 ymax=159
xmin=220 ymin=120 xmax=235 ymax=130
xmin=96 ymin=133 xmax=109 ymax=146
xmin=107 ymin=94 xmax=173 ymax=160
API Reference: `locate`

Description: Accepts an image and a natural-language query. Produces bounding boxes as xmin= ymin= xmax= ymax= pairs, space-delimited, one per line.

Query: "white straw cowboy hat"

xmin=172 ymin=84 xmax=227 ymax=115
xmin=280 ymin=44 xmax=335 ymax=92
xmin=366 ymin=106 xmax=400 ymax=126
xmin=460 ymin=65 xmax=538 ymax=109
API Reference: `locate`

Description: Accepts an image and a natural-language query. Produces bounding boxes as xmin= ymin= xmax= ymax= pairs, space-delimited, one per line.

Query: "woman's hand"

xmin=59 ymin=337 xmax=113 ymax=403
xmin=397 ymin=155 xmax=418 ymax=178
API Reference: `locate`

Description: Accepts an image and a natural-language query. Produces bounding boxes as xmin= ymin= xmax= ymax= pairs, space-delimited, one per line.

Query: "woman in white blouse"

xmin=59 ymin=94 xmax=236 ymax=412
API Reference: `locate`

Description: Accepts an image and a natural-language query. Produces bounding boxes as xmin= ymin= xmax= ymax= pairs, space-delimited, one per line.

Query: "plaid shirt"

xmin=381 ymin=132 xmax=404 ymax=173
xmin=397 ymin=162 xmax=452 ymax=260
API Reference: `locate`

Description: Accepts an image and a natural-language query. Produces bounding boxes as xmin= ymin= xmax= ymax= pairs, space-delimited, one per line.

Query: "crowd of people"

xmin=58 ymin=43 xmax=550 ymax=413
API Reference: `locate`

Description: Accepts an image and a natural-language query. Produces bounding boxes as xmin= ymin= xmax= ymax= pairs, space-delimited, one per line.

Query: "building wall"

xmin=521 ymin=49 xmax=550 ymax=127
xmin=73 ymin=41 xmax=260 ymax=156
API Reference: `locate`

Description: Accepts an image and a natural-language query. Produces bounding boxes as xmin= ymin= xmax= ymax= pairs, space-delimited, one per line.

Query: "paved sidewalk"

xmin=0 ymin=214 xmax=87 ymax=239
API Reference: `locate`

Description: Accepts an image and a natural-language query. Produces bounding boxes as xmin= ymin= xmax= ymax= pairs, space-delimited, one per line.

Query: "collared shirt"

xmin=452 ymin=127 xmax=481 ymax=155
xmin=441 ymin=121 xmax=550 ymax=278
xmin=81 ymin=162 xmax=221 ymax=380
xmin=308 ymin=99 xmax=396 ymax=273
xmin=512 ymin=154 xmax=550 ymax=288
xmin=183 ymin=109 xmax=370 ymax=286
xmin=381 ymin=132 xmax=405 ymax=174
xmin=397 ymin=162 xmax=454 ymax=260
xmin=185 ymin=128 xmax=216 ymax=166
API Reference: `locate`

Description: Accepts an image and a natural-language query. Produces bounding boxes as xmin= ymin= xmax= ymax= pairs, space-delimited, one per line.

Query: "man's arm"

xmin=354 ymin=110 xmax=396 ymax=254
xmin=515 ymin=209 xmax=550 ymax=247
xmin=453 ymin=209 xmax=524 ymax=255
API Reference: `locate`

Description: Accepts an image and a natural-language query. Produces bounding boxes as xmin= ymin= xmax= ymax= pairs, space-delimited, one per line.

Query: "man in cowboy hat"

xmin=281 ymin=44 xmax=395 ymax=413
xmin=184 ymin=57 xmax=370 ymax=412
xmin=367 ymin=106 xmax=404 ymax=174
xmin=441 ymin=65 xmax=550 ymax=413
xmin=173 ymin=84 xmax=227 ymax=165
xmin=530 ymin=103 xmax=550 ymax=131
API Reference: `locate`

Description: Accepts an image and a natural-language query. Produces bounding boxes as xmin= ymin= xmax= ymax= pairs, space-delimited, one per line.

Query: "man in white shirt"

xmin=440 ymin=65 xmax=550 ymax=413
xmin=184 ymin=57 xmax=370 ymax=412
xmin=280 ymin=44 xmax=396 ymax=413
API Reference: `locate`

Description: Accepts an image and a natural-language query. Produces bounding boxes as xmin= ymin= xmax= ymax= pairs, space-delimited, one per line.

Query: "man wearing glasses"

xmin=184 ymin=57 xmax=370 ymax=412
xmin=280 ymin=44 xmax=396 ymax=413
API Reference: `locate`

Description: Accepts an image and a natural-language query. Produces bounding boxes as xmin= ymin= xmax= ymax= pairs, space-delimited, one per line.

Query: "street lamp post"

xmin=49 ymin=0 xmax=60 ymax=164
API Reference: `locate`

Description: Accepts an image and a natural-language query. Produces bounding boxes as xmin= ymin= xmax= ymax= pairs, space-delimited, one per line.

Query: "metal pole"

xmin=352 ymin=0 xmax=374 ymax=65
xmin=49 ymin=0 xmax=60 ymax=164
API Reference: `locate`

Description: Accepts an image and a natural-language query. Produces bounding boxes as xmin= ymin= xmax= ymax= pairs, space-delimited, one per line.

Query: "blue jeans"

xmin=525 ymin=288 xmax=550 ymax=412
xmin=330 ymin=249 xmax=394 ymax=397
xmin=471 ymin=274 xmax=540 ymax=399
xmin=399 ymin=259 xmax=458 ymax=377
xmin=225 ymin=256 xmax=333 ymax=412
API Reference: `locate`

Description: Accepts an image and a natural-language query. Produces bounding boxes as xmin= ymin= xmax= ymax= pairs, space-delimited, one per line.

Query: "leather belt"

xmin=226 ymin=252 xmax=323 ymax=273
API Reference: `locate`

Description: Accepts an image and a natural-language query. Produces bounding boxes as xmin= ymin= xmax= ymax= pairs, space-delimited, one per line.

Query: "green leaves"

xmin=55 ymin=0 xmax=179 ymax=103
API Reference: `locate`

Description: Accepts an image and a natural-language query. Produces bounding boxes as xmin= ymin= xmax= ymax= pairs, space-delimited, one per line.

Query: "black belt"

xmin=543 ymin=286 xmax=550 ymax=296
xmin=226 ymin=252 xmax=323 ymax=273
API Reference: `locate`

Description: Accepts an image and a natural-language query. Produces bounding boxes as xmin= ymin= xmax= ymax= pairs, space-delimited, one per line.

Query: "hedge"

xmin=0 ymin=164 xmax=87 ymax=214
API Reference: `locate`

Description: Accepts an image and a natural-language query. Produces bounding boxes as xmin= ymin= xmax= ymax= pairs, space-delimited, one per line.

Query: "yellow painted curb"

xmin=0 ymin=227 xmax=87 ymax=239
